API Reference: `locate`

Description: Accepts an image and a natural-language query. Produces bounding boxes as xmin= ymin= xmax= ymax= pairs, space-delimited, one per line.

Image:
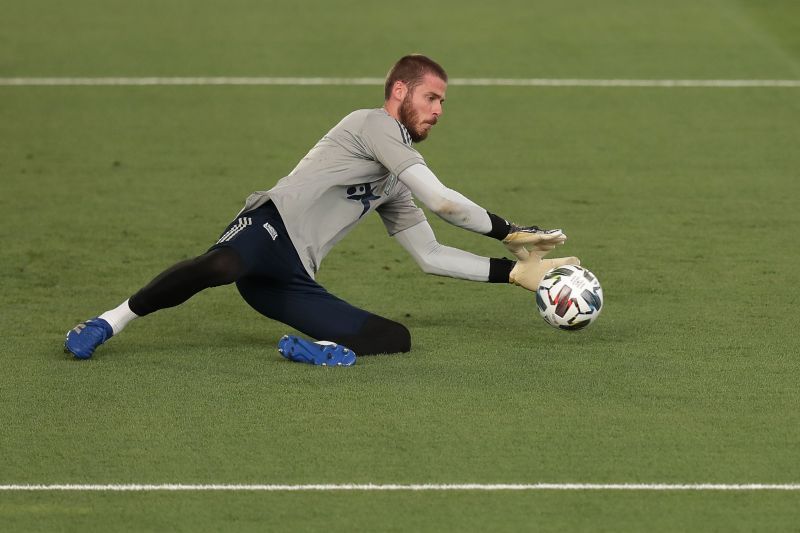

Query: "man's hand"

xmin=505 ymin=225 xmax=579 ymax=291
xmin=509 ymin=249 xmax=581 ymax=292
xmin=503 ymin=224 xmax=567 ymax=259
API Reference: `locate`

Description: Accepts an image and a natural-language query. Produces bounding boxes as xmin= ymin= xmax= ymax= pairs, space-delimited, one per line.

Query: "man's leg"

xmin=236 ymin=275 xmax=411 ymax=355
xmin=128 ymin=247 xmax=244 ymax=316
xmin=65 ymin=247 xmax=245 ymax=359
xmin=333 ymin=315 xmax=411 ymax=355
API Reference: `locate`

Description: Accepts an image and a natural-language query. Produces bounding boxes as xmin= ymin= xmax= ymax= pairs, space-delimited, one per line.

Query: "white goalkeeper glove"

xmin=504 ymin=225 xmax=579 ymax=291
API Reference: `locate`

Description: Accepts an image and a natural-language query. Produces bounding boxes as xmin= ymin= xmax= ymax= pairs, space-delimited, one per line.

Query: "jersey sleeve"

xmin=360 ymin=112 xmax=426 ymax=177
xmin=376 ymin=182 xmax=427 ymax=236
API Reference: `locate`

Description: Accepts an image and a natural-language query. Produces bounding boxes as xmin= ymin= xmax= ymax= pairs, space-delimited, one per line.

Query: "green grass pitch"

xmin=2 ymin=1 xmax=800 ymax=531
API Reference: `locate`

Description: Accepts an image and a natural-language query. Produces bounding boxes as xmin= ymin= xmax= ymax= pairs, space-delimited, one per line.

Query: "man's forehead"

xmin=419 ymin=73 xmax=447 ymax=95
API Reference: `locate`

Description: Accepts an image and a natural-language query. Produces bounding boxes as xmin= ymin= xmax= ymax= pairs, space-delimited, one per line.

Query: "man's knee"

xmin=199 ymin=247 xmax=245 ymax=286
xmin=375 ymin=318 xmax=411 ymax=354
xmin=334 ymin=315 xmax=411 ymax=355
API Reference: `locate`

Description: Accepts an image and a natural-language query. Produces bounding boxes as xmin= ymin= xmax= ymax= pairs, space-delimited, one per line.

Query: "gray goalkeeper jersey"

xmin=240 ymin=108 xmax=428 ymax=278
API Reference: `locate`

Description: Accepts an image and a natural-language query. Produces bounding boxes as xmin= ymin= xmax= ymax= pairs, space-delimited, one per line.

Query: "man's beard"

xmin=398 ymin=94 xmax=430 ymax=143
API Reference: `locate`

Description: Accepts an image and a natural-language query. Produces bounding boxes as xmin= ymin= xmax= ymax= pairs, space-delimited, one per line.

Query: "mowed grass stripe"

xmin=2 ymin=77 xmax=800 ymax=87
xmin=3 ymin=484 xmax=800 ymax=491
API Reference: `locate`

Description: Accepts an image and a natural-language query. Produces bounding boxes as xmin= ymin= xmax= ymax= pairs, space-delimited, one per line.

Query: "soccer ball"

xmin=536 ymin=265 xmax=603 ymax=330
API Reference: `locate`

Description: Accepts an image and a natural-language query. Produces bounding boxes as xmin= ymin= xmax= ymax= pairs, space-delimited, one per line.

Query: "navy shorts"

xmin=208 ymin=202 xmax=374 ymax=341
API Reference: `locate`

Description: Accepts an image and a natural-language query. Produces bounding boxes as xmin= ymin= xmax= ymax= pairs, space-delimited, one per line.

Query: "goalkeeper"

xmin=65 ymin=54 xmax=579 ymax=366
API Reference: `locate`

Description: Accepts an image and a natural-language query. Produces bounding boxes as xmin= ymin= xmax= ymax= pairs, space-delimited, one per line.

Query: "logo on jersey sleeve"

xmin=347 ymin=183 xmax=381 ymax=218
xmin=383 ymin=174 xmax=397 ymax=195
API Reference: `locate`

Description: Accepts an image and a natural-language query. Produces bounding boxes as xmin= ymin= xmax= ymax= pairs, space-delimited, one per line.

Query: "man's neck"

xmin=383 ymin=102 xmax=400 ymax=121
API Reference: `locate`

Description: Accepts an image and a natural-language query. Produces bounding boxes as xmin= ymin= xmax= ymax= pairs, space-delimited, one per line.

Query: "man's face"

xmin=398 ymin=74 xmax=446 ymax=143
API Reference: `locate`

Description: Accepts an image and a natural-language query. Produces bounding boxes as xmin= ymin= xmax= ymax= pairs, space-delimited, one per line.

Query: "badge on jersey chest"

xmin=347 ymin=183 xmax=381 ymax=219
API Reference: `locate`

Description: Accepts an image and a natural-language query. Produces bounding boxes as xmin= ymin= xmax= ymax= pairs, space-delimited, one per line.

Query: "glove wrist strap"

xmin=484 ymin=212 xmax=511 ymax=240
xmin=488 ymin=258 xmax=515 ymax=283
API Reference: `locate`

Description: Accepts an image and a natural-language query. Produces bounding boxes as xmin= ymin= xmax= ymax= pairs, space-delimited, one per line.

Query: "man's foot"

xmin=64 ymin=318 xmax=113 ymax=359
xmin=277 ymin=335 xmax=356 ymax=366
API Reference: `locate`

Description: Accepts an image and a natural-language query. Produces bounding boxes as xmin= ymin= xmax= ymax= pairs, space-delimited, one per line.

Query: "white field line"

xmin=1 ymin=77 xmax=800 ymax=88
xmin=1 ymin=483 xmax=800 ymax=491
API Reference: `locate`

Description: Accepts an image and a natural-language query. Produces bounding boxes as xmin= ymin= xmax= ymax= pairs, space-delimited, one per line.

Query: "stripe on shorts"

xmin=216 ymin=217 xmax=252 ymax=244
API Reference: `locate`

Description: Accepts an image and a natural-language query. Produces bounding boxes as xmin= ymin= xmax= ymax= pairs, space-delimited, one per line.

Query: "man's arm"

xmin=395 ymin=163 xmax=579 ymax=288
xmin=393 ymin=220 xmax=579 ymax=290
xmin=397 ymin=163 xmax=495 ymax=234
xmin=398 ymin=163 xmax=567 ymax=246
xmin=392 ymin=221 xmax=514 ymax=282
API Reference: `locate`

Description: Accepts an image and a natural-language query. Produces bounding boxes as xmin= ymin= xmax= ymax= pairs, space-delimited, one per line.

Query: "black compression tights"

xmin=128 ymin=247 xmax=244 ymax=316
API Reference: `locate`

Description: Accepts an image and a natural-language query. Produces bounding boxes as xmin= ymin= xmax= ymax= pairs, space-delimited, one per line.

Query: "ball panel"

xmin=536 ymin=265 xmax=603 ymax=330
xmin=553 ymin=285 xmax=574 ymax=317
xmin=581 ymin=288 xmax=603 ymax=311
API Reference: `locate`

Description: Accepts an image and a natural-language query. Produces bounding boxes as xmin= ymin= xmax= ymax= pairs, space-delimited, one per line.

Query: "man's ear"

xmin=391 ymin=80 xmax=408 ymax=102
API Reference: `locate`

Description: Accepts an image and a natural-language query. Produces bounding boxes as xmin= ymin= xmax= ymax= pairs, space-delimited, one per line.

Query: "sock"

xmin=99 ymin=299 xmax=140 ymax=335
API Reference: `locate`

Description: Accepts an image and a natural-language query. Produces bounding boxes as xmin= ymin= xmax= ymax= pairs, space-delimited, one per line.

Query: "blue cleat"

xmin=277 ymin=335 xmax=356 ymax=367
xmin=64 ymin=318 xmax=113 ymax=359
